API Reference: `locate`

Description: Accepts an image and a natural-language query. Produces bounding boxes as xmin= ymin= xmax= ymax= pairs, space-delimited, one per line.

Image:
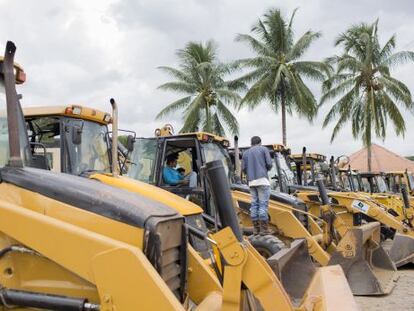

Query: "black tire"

xmin=248 ymin=235 xmax=285 ymax=259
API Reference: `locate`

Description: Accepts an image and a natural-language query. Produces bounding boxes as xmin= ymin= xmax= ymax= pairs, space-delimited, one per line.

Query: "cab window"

xmin=27 ymin=116 xmax=61 ymax=171
xmin=63 ymin=118 xmax=111 ymax=175
xmin=128 ymin=138 xmax=158 ymax=184
xmin=361 ymin=178 xmax=371 ymax=192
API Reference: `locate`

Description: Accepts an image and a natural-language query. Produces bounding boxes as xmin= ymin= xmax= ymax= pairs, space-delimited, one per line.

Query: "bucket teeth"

xmin=388 ymin=233 xmax=414 ymax=268
xmin=267 ymin=239 xmax=316 ymax=302
xmin=328 ymin=223 xmax=398 ymax=295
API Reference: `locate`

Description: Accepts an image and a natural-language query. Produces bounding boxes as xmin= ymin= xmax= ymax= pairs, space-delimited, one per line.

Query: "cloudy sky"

xmin=2 ymin=0 xmax=414 ymax=157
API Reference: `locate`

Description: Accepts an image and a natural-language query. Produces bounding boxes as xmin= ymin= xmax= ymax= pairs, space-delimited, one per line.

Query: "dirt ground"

xmin=355 ymin=263 xmax=414 ymax=310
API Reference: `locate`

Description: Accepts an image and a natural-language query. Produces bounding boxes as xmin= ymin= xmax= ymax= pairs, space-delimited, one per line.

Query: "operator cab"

xmin=24 ymin=106 xmax=112 ymax=175
xmin=359 ymin=172 xmax=389 ymax=193
xmin=290 ymin=153 xmax=329 ymax=186
xmin=128 ymin=131 xmax=232 ymax=217
xmin=385 ymin=171 xmax=414 ymax=194
xmin=338 ymin=169 xmax=361 ymax=192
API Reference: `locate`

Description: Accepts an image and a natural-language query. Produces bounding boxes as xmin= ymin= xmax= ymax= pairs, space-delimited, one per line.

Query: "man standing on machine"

xmin=242 ymin=136 xmax=273 ymax=235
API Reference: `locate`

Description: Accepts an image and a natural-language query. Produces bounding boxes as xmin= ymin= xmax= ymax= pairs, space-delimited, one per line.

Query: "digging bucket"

xmin=389 ymin=233 xmax=414 ymax=268
xmin=267 ymin=239 xmax=316 ymax=302
xmin=300 ymin=265 xmax=359 ymax=311
xmin=328 ymin=222 xmax=398 ymax=295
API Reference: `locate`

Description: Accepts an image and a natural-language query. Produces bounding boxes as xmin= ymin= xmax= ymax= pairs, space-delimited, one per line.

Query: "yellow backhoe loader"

xmin=231 ymin=143 xmax=398 ymax=296
xmin=1 ymin=41 xmax=235 ymax=311
xmin=358 ymin=171 xmax=414 ymax=219
xmin=123 ymin=126 xmax=397 ymax=296
xmin=319 ymin=160 xmax=414 ymax=232
xmin=343 ymin=170 xmax=414 ymax=267
xmin=386 ymin=170 xmax=414 ymax=196
xmin=0 ymin=40 xmax=360 ymax=311
xmin=289 ymin=150 xmax=414 ymax=268
xmin=22 ymin=105 xmax=357 ymax=310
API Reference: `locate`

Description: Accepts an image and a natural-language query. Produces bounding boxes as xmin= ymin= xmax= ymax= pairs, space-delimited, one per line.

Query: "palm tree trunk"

xmin=205 ymin=102 xmax=210 ymax=133
xmin=281 ymin=90 xmax=287 ymax=146
xmin=367 ymin=88 xmax=373 ymax=172
xmin=367 ymin=142 xmax=372 ymax=172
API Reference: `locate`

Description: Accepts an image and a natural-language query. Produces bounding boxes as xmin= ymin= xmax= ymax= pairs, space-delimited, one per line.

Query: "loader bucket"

xmin=300 ymin=265 xmax=359 ymax=311
xmin=267 ymin=239 xmax=316 ymax=303
xmin=389 ymin=233 xmax=414 ymax=267
xmin=328 ymin=222 xmax=398 ymax=295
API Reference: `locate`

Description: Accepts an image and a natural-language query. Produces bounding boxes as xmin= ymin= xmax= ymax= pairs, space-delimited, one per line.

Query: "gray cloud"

xmin=2 ymin=0 xmax=414 ymax=158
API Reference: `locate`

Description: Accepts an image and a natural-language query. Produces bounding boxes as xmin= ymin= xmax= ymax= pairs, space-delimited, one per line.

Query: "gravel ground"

xmin=355 ymin=264 xmax=414 ymax=311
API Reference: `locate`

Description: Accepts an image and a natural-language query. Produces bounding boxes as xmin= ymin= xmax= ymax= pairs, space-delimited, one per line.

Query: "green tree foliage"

xmin=234 ymin=8 xmax=327 ymax=145
xmin=321 ymin=20 xmax=414 ymax=171
xmin=156 ymin=41 xmax=245 ymax=137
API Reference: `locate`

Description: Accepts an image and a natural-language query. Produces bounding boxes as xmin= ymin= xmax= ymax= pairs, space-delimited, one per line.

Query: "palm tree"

xmin=321 ymin=20 xmax=414 ymax=171
xmin=234 ymin=8 xmax=327 ymax=145
xmin=156 ymin=41 xmax=244 ymax=136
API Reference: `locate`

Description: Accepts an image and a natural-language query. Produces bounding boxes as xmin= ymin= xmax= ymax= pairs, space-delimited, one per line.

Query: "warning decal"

xmin=352 ymin=200 xmax=369 ymax=213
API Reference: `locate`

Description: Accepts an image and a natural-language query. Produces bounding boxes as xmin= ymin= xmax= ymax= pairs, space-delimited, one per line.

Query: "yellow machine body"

xmin=133 ymin=128 xmax=396 ymax=297
xmin=386 ymin=171 xmax=414 ymax=195
xmin=22 ymin=107 xmax=358 ymax=310
xmin=0 ymin=45 xmax=224 ymax=311
xmin=291 ymin=154 xmax=414 ymax=269
xmin=231 ymin=146 xmax=399 ymax=295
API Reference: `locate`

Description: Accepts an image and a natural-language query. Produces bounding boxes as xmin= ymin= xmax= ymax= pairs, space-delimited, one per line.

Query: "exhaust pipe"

xmin=233 ymin=136 xmax=241 ymax=182
xmin=329 ymin=156 xmax=338 ymax=191
xmin=401 ymin=185 xmax=410 ymax=210
xmin=110 ymin=98 xmax=119 ymax=177
xmin=301 ymin=147 xmax=307 ymax=186
xmin=205 ymin=160 xmax=243 ymax=242
xmin=3 ymin=41 xmax=23 ymax=168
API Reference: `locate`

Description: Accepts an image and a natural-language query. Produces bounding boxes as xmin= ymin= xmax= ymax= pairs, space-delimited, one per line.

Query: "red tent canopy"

xmin=346 ymin=143 xmax=414 ymax=172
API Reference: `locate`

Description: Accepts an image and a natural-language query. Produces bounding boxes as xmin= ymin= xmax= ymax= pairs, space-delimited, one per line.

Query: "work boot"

xmin=260 ymin=220 xmax=274 ymax=236
xmin=253 ymin=221 xmax=260 ymax=235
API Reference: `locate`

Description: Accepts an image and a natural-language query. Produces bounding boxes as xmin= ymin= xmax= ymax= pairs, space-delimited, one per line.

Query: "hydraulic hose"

xmin=0 ymin=288 xmax=99 ymax=311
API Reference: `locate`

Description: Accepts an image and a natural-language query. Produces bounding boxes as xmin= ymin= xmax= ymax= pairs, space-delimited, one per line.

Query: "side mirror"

xmin=126 ymin=135 xmax=135 ymax=152
xmin=72 ymin=125 xmax=82 ymax=145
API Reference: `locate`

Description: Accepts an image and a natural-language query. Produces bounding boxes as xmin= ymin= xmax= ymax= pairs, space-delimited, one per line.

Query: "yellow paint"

xmin=90 ymin=173 xmax=202 ymax=216
xmin=0 ymin=183 xmax=183 ymax=310
xmin=24 ymin=105 xmax=111 ymax=125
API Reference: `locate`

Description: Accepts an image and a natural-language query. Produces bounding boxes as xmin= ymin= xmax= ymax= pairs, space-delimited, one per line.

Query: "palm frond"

xmin=157 ymin=81 xmax=196 ymax=94
xmin=180 ymin=94 xmax=204 ymax=133
xmin=292 ymin=61 xmax=327 ymax=81
xmin=235 ymin=34 xmax=273 ymax=57
xmin=320 ymin=77 xmax=356 ymax=105
xmin=380 ymin=92 xmax=406 ymax=136
xmin=217 ymin=100 xmax=239 ymax=135
xmin=156 ymin=96 xmax=192 ymax=119
xmin=378 ymin=75 xmax=412 ymax=106
xmin=382 ymin=50 xmax=414 ymax=68
xmin=379 ymin=34 xmax=396 ymax=60
xmin=288 ymin=31 xmax=321 ymax=61
xmin=157 ymin=66 xmax=192 ymax=84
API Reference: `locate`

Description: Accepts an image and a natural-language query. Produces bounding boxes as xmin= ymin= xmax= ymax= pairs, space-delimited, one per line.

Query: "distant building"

xmin=345 ymin=143 xmax=414 ymax=172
